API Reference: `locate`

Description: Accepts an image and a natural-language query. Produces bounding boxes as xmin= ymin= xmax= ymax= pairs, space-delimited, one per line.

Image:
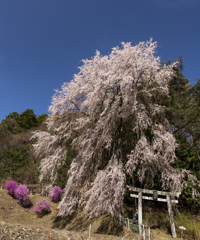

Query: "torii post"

xmin=127 ymin=185 xmax=181 ymax=238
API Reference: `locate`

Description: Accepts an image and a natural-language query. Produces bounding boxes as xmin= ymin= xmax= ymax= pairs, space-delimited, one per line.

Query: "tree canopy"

xmin=0 ymin=109 xmax=48 ymax=184
xmin=31 ymin=39 xmax=199 ymax=218
xmin=1 ymin=109 xmax=48 ymax=133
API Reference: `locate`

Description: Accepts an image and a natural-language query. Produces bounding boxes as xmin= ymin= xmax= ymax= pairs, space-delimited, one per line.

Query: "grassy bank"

xmin=0 ymin=188 xmax=199 ymax=239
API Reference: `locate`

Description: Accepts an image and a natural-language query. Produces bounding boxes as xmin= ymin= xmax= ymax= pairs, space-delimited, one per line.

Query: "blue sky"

xmin=0 ymin=0 xmax=200 ymax=122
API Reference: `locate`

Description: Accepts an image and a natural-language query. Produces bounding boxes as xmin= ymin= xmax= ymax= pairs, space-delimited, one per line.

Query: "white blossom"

xmin=31 ymin=39 xmax=198 ymax=218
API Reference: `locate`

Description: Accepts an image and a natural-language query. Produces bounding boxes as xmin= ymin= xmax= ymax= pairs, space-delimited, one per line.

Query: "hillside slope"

xmin=1 ymin=188 xmax=196 ymax=240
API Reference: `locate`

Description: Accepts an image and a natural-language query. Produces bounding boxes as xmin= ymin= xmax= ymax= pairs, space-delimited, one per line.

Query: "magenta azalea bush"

xmin=34 ymin=199 xmax=51 ymax=216
xmin=50 ymin=186 xmax=62 ymax=202
xmin=14 ymin=184 xmax=31 ymax=207
xmin=5 ymin=181 xmax=18 ymax=197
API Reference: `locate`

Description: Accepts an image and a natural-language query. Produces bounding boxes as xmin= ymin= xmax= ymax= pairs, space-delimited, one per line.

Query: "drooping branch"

xmin=173 ymin=111 xmax=200 ymax=134
xmin=70 ymin=100 xmax=88 ymax=116
xmin=31 ymin=39 xmax=198 ymax=219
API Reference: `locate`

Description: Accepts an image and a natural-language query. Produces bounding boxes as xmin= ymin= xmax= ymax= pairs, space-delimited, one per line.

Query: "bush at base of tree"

xmin=14 ymin=184 xmax=31 ymax=207
xmin=49 ymin=186 xmax=62 ymax=202
xmin=5 ymin=181 xmax=18 ymax=197
xmin=34 ymin=199 xmax=51 ymax=216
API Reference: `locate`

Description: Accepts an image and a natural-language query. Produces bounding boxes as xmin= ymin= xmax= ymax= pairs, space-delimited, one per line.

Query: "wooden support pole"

xmin=166 ymin=194 xmax=176 ymax=238
xmin=128 ymin=218 xmax=130 ymax=232
xmin=148 ymin=227 xmax=150 ymax=240
xmin=143 ymin=225 xmax=145 ymax=240
xmin=138 ymin=191 xmax=142 ymax=235
xmin=129 ymin=186 xmax=179 ymax=239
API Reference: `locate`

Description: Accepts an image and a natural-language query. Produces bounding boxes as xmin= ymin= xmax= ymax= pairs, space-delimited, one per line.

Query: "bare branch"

xmin=173 ymin=111 xmax=200 ymax=134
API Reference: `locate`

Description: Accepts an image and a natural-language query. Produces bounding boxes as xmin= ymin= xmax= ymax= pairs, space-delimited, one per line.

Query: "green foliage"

xmin=16 ymin=109 xmax=39 ymax=129
xmin=0 ymin=144 xmax=40 ymax=184
xmin=5 ymin=112 xmax=20 ymax=121
xmin=57 ymin=143 xmax=77 ymax=189
xmin=181 ymin=185 xmax=200 ymax=208
xmin=163 ymin=55 xmax=195 ymax=128
xmin=174 ymin=134 xmax=200 ymax=176
xmin=1 ymin=146 xmax=29 ymax=168
xmin=37 ymin=113 xmax=48 ymax=125
xmin=0 ymin=146 xmax=30 ymax=179
xmin=1 ymin=109 xmax=48 ymax=133
xmin=2 ymin=112 xmax=22 ymax=134
xmin=159 ymin=56 xmax=200 ymax=207
xmin=176 ymin=134 xmax=200 ymax=207
xmin=0 ymin=109 xmax=47 ymax=185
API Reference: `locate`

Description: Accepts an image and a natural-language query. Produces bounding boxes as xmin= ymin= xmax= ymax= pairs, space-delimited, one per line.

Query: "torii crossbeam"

xmin=127 ymin=185 xmax=181 ymax=238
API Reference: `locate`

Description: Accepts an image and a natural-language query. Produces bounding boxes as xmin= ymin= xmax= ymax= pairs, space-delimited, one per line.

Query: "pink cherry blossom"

xmin=31 ymin=39 xmax=198 ymax=218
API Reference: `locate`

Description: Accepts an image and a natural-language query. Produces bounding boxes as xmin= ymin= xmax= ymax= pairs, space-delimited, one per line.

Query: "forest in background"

xmin=0 ymin=55 xmax=200 ymax=211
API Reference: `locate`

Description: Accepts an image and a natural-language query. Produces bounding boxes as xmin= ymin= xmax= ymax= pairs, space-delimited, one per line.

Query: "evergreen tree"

xmin=160 ymin=56 xmax=200 ymax=206
xmin=16 ymin=109 xmax=38 ymax=129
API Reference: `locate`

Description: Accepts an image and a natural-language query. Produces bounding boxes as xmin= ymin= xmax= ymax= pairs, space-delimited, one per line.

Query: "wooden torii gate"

xmin=127 ymin=185 xmax=181 ymax=238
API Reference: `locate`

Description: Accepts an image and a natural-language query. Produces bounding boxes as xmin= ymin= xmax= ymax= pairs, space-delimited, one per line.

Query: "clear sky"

xmin=0 ymin=0 xmax=200 ymax=122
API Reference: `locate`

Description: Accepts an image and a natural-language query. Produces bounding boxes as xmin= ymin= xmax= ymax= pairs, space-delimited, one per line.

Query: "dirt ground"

xmin=0 ymin=188 xmax=181 ymax=239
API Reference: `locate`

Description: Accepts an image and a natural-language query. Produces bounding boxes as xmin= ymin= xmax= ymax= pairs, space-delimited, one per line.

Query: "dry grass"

xmin=0 ymin=189 xmax=124 ymax=239
xmin=0 ymin=190 xmax=57 ymax=229
xmin=1 ymin=188 xmax=198 ymax=239
xmin=174 ymin=212 xmax=200 ymax=240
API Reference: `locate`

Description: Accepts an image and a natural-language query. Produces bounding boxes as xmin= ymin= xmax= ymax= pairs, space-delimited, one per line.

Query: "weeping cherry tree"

xmin=31 ymin=39 xmax=198 ymax=218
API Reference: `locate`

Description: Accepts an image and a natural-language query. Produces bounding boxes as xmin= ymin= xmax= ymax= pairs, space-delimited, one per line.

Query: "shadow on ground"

xmin=51 ymin=211 xmax=92 ymax=231
xmin=95 ymin=215 xmax=124 ymax=236
xmin=52 ymin=213 xmax=124 ymax=236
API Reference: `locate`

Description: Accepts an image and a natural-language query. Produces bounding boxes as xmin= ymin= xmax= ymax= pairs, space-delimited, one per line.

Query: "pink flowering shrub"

xmin=34 ymin=199 xmax=51 ymax=216
xmin=50 ymin=186 xmax=62 ymax=202
xmin=5 ymin=181 xmax=18 ymax=197
xmin=14 ymin=184 xmax=31 ymax=207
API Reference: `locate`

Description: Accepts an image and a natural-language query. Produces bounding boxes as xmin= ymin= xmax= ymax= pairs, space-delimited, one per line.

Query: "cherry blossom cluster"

xmin=31 ymin=39 xmax=199 ymax=218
